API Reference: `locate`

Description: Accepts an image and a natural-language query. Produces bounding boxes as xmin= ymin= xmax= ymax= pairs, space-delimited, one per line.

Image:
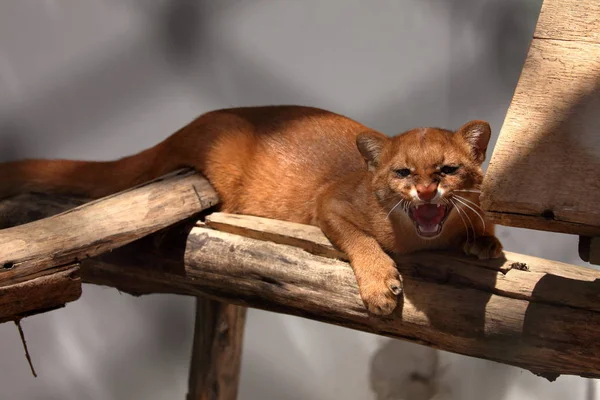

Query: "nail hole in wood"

xmin=541 ymin=210 xmax=555 ymax=220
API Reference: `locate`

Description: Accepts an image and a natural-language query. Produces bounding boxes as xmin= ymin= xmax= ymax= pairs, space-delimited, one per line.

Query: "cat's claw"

xmin=358 ymin=263 xmax=403 ymax=316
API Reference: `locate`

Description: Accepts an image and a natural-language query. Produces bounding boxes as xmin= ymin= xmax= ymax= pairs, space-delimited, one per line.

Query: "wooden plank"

xmin=203 ymin=213 xmax=600 ymax=312
xmin=5 ymin=189 xmax=600 ymax=378
xmin=0 ymin=169 xmax=219 ymax=287
xmin=205 ymin=212 xmax=347 ymax=260
xmin=534 ymin=0 xmax=600 ymax=44
xmin=180 ymin=227 xmax=600 ymax=380
xmin=481 ymin=37 xmax=600 ymax=235
xmin=0 ymin=265 xmax=81 ymax=324
xmin=76 ymin=216 xmax=600 ymax=380
xmin=187 ymin=298 xmax=246 ymax=400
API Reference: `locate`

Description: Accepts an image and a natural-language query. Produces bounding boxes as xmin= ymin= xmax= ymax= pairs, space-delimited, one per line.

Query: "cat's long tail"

xmin=0 ymin=109 xmax=247 ymax=200
xmin=0 ymin=143 xmax=179 ymax=199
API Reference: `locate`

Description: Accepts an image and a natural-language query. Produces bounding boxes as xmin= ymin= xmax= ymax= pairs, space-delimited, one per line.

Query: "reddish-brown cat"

xmin=0 ymin=106 xmax=502 ymax=315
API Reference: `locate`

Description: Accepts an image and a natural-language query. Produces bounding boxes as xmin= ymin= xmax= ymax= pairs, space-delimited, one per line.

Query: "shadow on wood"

xmin=2 ymin=174 xmax=600 ymax=381
xmin=482 ymin=0 xmax=600 ymax=237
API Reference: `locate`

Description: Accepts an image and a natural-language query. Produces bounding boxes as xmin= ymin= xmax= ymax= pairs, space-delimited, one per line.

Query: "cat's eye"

xmin=440 ymin=165 xmax=459 ymax=175
xmin=395 ymin=168 xmax=411 ymax=178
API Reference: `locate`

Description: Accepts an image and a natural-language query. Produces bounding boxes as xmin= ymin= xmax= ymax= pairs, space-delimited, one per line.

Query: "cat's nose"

xmin=416 ymin=183 xmax=438 ymax=201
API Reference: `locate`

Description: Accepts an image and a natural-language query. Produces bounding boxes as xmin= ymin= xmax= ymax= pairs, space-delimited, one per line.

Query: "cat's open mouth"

xmin=408 ymin=203 xmax=451 ymax=238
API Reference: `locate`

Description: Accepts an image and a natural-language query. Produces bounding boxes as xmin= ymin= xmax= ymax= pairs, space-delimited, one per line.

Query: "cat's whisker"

xmin=386 ymin=199 xmax=404 ymax=219
xmin=452 ymin=196 xmax=486 ymax=230
xmin=453 ymin=189 xmax=481 ymax=193
xmin=451 ymin=198 xmax=476 ymax=238
xmin=453 ymin=194 xmax=484 ymax=211
xmin=450 ymin=199 xmax=470 ymax=242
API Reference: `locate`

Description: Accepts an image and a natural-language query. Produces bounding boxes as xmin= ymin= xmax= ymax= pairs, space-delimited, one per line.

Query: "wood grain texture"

xmin=0 ymin=169 xmax=218 ymax=286
xmin=204 ymin=213 xmax=600 ymax=311
xmin=180 ymin=227 xmax=600 ymax=379
xmin=534 ymin=0 xmax=600 ymax=44
xmin=77 ymin=212 xmax=600 ymax=380
xmin=187 ymin=298 xmax=247 ymax=400
xmin=579 ymin=236 xmax=600 ymax=266
xmin=0 ymin=265 xmax=81 ymax=323
xmin=482 ymin=37 xmax=600 ymax=235
xmin=3 ymin=192 xmax=600 ymax=378
xmin=205 ymin=212 xmax=347 ymax=260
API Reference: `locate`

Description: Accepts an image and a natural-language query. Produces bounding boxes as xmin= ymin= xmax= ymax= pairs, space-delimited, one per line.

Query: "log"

xmin=481 ymin=0 xmax=600 ymax=237
xmin=0 ymin=264 xmax=81 ymax=324
xmin=0 ymin=169 xmax=218 ymax=286
xmin=0 ymin=169 xmax=218 ymax=321
xmin=76 ymin=211 xmax=600 ymax=380
xmin=0 ymin=185 xmax=86 ymax=323
xmin=187 ymin=298 xmax=247 ymax=400
xmin=4 ymin=191 xmax=600 ymax=379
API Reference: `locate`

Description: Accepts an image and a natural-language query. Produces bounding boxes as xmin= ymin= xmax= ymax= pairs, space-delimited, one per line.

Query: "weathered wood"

xmin=579 ymin=236 xmax=600 ymax=266
xmin=207 ymin=213 xmax=600 ymax=312
xmin=205 ymin=212 xmax=347 ymax=260
xmin=534 ymin=0 xmax=600 ymax=44
xmin=4 ymin=192 xmax=600 ymax=379
xmin=74 ymin=213 xmax=600 ymax=380
xmin=481 ymin=35 xmax=600 ymax=236
xmin=0 ymin=265 xmax=81 ymax=324
xmin=187 ymin=298 xmax=247 ymax=400
xmin=182 ymin=227 xmax=600 ymax=379
xmin=0 ymin=169 xmax=219 ymax=287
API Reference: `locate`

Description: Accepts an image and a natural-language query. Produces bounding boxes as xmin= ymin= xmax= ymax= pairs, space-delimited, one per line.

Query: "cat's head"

xmin=357 ymin=121 xmax=491 ymax=238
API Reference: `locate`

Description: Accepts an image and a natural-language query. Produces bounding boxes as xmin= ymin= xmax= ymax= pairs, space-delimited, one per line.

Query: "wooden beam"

xmin=4 ymin=190 xmax=600 ymax=379
xmin=0 ymin=169 xmax=218 ymax=322
xmin=481 ymin=0 xmax=600 ymax=237
xmin=74 ymin=210 xmax=600 ymax=380
xmin=534 ymin=0 xmax=600 ymax=44
xmin=0 ymin=169 xmax=218 ymax=286
xmin=0 ymin=264 xmax=81 ymax=324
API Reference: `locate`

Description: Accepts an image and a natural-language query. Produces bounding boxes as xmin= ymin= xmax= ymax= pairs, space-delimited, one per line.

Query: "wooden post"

xmin=187 ymin=298 xmax=247 ymax=400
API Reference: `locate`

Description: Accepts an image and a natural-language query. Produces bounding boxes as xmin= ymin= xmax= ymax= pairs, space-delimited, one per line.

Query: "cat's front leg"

xmin=318 ymin=206 xmax=402 ymax=315
xmin=350 ymin=247 xmax=403 ymax=315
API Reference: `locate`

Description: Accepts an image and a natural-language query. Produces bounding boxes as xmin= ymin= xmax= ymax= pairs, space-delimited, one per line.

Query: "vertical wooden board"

xmin=482 ymin=38 xmax=600 ymax=235
xmin=535 ymin=0 xmax=600 ymax=44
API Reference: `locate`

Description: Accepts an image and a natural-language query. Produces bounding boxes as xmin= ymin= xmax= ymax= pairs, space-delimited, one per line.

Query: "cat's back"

xmin=201 ymin=106 xmax=371 ymax=223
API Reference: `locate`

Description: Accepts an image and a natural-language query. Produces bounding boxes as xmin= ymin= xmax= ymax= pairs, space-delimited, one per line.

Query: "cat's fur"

xmin=0 ymin=106 xmax=502 ymax=315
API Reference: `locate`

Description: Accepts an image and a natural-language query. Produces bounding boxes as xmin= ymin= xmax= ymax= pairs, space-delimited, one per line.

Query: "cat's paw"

xmin=357 ymin=259 xmax=403 ymax=316
xmin=463 ymin=235 xmax=503 ymax=260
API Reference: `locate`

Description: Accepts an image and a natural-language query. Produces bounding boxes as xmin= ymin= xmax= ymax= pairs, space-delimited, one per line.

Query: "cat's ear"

xmin=357 ymin=131 xmax=389 ymax=171
xmin=457 ymin=120 xmax=491 ymax=163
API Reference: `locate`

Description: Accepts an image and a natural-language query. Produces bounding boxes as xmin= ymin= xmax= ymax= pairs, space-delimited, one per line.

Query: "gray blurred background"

xmin=0 ymin=1 xmax=596 ymax=399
